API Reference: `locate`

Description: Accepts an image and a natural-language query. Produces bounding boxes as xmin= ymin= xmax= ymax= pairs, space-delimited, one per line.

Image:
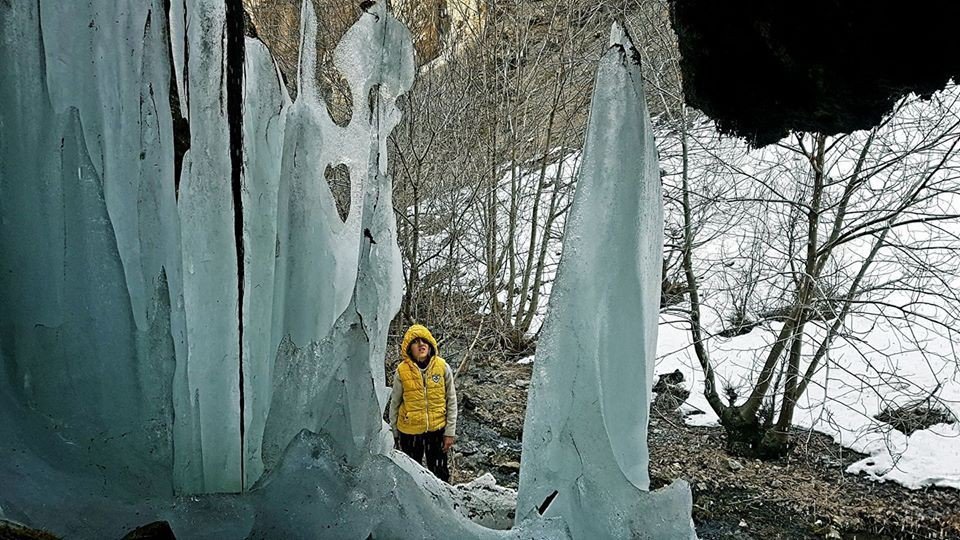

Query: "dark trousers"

xmin=397 ymin=429 xmax=449 ymax=482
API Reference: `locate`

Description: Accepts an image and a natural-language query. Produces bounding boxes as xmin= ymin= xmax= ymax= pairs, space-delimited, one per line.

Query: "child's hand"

xmin=443 ymin=436 xmax=455 ymax=452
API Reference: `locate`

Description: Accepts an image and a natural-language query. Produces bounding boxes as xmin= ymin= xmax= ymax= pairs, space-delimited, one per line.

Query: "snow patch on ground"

xmin=656 ymin=312 xmax=960 ymax=490
xmin=651 ymin=93 xmax=960 ymax=491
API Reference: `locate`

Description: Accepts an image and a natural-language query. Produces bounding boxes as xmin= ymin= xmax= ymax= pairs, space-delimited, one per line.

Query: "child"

xmin=388 ymin=324 xmax=457 ymax=482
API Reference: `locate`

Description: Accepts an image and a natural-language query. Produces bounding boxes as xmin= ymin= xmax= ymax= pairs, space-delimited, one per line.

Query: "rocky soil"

xmin=450 ymin=352 xmax=960 ymax=539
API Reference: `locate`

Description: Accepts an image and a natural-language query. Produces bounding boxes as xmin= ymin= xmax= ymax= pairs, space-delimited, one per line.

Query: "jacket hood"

xmin=400 ymin=324 xmax=439 ymax=364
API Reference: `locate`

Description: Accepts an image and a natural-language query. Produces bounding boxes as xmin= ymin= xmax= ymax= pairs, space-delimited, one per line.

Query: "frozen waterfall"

xmin=0 ymin=1 xmax=693 ymax=538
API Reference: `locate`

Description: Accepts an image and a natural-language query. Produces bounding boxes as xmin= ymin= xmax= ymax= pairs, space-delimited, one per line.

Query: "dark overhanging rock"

xmin=669 ymin=0 xmax=960 ymax=146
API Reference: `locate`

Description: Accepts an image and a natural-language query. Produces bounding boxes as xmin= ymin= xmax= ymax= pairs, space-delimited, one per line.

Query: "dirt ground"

xmin=450 ymin=352 xmax=960 ymax=539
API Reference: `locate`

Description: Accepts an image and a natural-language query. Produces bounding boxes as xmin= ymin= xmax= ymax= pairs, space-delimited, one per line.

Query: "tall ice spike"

xmin=516 ymin=22 xmax=697 ymax=539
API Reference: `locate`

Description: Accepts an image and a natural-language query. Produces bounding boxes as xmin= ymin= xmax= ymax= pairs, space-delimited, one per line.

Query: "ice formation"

xmin=0 ymin=1 xmax=690 ymax=537
xmin=1 ymin=0 xmax=184 ymax=498
xmin=515 ymin=25 xmax=696 ymax=539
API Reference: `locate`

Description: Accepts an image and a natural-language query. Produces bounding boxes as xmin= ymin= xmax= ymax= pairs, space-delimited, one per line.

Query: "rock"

xmin=651 ymin=370 xmax=690 ymax=412
xmin=818 ymin=455 xmax=841 ymax=468
xmin=875 ymin=401 xmax=957 ymax=435
xmin=653 ymin=369 xmax=685 ymax=391
xmin=0 ymin=520 xmax=59 ymax=540
xmin=728 ymin=458 xmax=743 ymax=472
xmin=121 ymin=521 xmax=177 ymax=539
xmin=669 ymin=0 xmax=960 ymax=145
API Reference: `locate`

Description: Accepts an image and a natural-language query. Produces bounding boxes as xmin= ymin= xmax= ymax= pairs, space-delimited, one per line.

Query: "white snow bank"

xmin=846 ymin=423 xmax=960 ymax=489
xmin=657 ymin=310 xmax=960 ymax=490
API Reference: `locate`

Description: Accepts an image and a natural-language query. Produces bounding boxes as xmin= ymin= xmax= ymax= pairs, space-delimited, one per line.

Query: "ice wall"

xmin=0 ymin=0 xmax=181 ymax=497
xmin=0 ymin=0 xmax=411 ymax=497
xmin=515 ymin=25 xmax=697 ymax=539
xmin=255 ymin=0 xmax=412 ymax=478
xmin=1 ymin=1 xmax=692 ymax=537
xmin=0 ymin=0 xmax=243 ymax=495
xmin=0 ymin=0 xmax=557 ymax=535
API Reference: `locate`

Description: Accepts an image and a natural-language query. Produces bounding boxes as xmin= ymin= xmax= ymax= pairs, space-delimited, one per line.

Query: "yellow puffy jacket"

xmin=396 ymin=325 xmax=448 ymax=435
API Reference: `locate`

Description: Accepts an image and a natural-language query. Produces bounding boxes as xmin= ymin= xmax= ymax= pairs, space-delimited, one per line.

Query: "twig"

xmin=655 ymin=408 xmax=682 ymax=430
xmin=455 ymin=314 xmax=485 ymax=380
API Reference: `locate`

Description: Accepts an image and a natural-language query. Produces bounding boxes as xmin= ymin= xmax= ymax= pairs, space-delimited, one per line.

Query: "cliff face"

xmin=243 ymin=0 xmax=485 ymax=95
xmin=243 ymin=1 xmax=960 ymax=146
xmin=393 ymin=0 xmax=485 ymax=64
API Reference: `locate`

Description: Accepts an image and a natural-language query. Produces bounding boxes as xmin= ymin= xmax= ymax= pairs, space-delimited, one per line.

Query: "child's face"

xmin=410 ymin=338 xmax=431 ymax=362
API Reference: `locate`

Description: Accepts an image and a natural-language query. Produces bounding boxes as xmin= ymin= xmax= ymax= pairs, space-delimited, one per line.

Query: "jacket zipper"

xmin=423 ymin=366 xmax=430 ymax=432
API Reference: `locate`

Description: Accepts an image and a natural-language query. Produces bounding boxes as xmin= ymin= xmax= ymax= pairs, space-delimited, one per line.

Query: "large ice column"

xmin=257 ymin=0 xmax=414 ymax=471
xmin=240 ymin=37 xmax=292 ymax=488
xmin=269 ymin=0 xmax=361 ymax=349
xmin=0 ymin=0 xmax=180 ymax=496
xmin=516 ymin=25 xmax=697 ymax=539
xmin=175 ymin=0 xmax=245 ymax=493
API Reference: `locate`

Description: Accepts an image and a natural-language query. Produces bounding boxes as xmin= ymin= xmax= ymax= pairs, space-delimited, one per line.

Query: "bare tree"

xmin=389 ymin=0 xmax=677 ymax=352
xmin=673 ymin=87 xmax=960 ymax=457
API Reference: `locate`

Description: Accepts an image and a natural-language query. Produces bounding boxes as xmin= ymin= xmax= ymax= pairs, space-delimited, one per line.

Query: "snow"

xmin=653 ymin=85 xmax=960 ymax=490
xmin=447 ymin=473 xmax=519 ymax=530
xmin=657 ymin=257 xmax=960 ymax=489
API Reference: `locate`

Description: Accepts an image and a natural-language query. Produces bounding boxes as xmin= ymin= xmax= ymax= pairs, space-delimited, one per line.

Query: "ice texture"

xmin=240 ymin=35 xmax=292 ymax=488
xmin=177 ymin=0 xmax=244 ymax=493
xmin=246 ymin=430 xmax=567 ymax=539
xmin=515 ymin=25 xmax=697 ymax=539
xmin=256 ymin=0 xmax=413 ymax=474
xmin=0 ymin=0 xmax=180 ymax=497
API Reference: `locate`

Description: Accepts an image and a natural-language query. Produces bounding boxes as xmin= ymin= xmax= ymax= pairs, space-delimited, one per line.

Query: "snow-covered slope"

xmin=654 ymin=87 xmax=960 ymax=490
